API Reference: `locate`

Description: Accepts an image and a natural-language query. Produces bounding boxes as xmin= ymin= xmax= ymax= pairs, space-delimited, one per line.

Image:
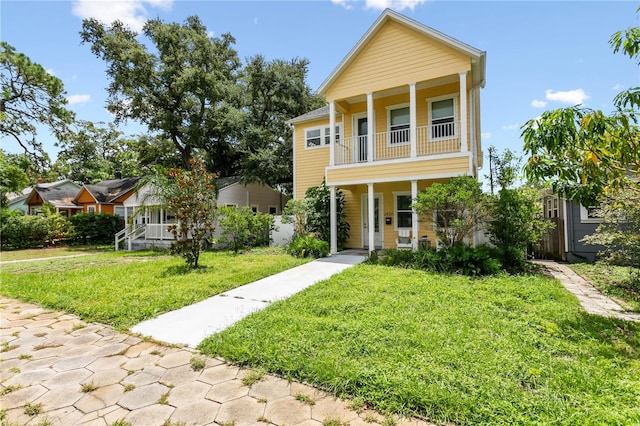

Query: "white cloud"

xmin=612 ymin=83 xmax=623 ymax=91
xmin=481 ymin=132 xmax=492 ymax=140
xmin=331 ymin=0 xmax=353 ymax=10
xmin=45 ymin=68 xmax=55 ymax=76
xmin=72 ymin=0 xmax=173 ymax=32
xmin=502 ymin=124 xmax=519 ymax=131
xmin=544 ymin=89 xmax=589 ymax=105
xmin=67 ymin=94 xmax=91 ymax=105
xmin=253 ymin=17 xmax=258 ymax=25
xmin=332 ymin=0 xmax=426 ymax=10
xmin=531 ymin=99 xmax=547 ymax=108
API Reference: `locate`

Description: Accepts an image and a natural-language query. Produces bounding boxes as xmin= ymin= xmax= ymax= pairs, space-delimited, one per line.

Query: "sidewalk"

xmin=532 ymin=260 xmax=640 ymax=322
xmin=131 ymin=252 xmax=368 ymax=347
xmin=0 ymin=298 xmax=432 ymax=426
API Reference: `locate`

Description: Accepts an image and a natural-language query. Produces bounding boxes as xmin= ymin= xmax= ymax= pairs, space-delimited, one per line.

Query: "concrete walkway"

xmin=0 ymin=298 xmax=433 ymax=426
xmin=131 ymin=253 xmax=368 ymax=347
xmin=532 ymin=260 xmax=640 ymax=322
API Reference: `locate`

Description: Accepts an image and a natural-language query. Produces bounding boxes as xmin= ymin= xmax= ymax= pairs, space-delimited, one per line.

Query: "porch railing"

xmin=334 ymin=122 xmax=461 ymax=165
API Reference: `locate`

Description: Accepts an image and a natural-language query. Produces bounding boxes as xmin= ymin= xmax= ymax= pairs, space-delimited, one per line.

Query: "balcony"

xmin=334 ymin=122 xmax=461 ymax=166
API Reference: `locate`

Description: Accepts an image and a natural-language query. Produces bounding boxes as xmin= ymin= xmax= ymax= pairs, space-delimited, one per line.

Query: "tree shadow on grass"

xmin=160 ymin=264 xmax=210 ymax=277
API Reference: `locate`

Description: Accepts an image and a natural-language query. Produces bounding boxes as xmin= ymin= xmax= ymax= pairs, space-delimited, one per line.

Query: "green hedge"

xmin=1 ymin=211 xmax=52 ymax=249
xmin=69 ymin=213 xmax=124 ymax=244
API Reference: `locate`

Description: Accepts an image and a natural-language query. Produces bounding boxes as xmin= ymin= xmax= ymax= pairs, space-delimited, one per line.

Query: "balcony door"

xmin=354 ymin=114 xmax=368 ymax=162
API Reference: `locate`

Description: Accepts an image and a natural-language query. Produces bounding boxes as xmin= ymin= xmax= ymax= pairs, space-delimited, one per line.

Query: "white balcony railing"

xmin=334 ymin=121 xmax=461 ymax=166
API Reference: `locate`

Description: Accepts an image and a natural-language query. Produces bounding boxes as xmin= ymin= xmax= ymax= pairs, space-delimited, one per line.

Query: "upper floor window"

xmin=428 ymin=96 xmax=457 ymax=140
xmin=87 ymin=205 xmax=96 ymax=213
xmin=580 ymin=205 xmax=602 ymax=224
xmin=388 ymin=105 xmax=410 ymax=145
xmin=305 ymin=125 xmax=341 ymax=149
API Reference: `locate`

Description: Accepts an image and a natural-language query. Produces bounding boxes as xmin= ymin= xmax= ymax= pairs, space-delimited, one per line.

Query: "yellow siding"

xmin=294 ymin=118 xmax=336 ymax=199
xmin=340 ymin=180 xmax=450 ymax=249
xmin=326 ymin=20 xmax=470 ymax=101
xmin=326 ymin=155 xmax=469 ymax=185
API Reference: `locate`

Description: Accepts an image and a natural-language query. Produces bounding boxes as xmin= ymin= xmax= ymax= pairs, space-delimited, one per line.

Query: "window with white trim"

xmin=544 ymin=196 xmax=559 ymax=218
xmin=268 ymin=205 xmax=277 ymax=215
xmin=305 ymin=125 xmax=341 ymax=148
xmin=395 ymin=193 xmax=413 ymax=229
xmin=580 ymin=205 xmax=602 ymax=223
xmin=428 ymin=96 xmax=457 ymax=140
xmin=87 ymin=205 xmax=96 ymax=213
xmin=388 ymin=105 xmax=410 ymax=144
xmin=114 ymin=206 xmax=125 ymax=218
xmin=251 ymin=204 xmax=259 ymax=214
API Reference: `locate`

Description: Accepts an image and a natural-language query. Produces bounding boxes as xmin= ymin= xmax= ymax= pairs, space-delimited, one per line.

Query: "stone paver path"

xmin=0 ymin=298 xmax=433 ymax=426
xmin=532 ymin=260 xmax=640 ymax=322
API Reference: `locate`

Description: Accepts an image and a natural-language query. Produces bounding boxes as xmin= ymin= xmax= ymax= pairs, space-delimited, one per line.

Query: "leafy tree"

xmin=0 ymin=149 xmax=32 ymax=205
xmin=522 ymin=8 xmax=640 ymax=206
xmin=304 ymin=181 xmax=350 ymax=249
xmin=414 ymin=175 xmax=491 ymax=248
xmin=240 ymin=55 xmax=325 ymax=191
xmin=0 ymin=42 xmax=74 ymax=171
xmin=80 ymin=16 xmax=243 ymax=174
xmin=281 ymin=199 xmax=308 ymax=237
xmin=484 ymin=147 xmax=554 ymax=270
xmin=165 ymin=158 xmax=217 ymax=268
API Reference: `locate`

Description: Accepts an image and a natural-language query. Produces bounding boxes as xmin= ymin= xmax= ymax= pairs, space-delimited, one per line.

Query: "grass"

xmin=569 ymin=262 xmax=640 ymax=311
xmin=0 ymin=245 xmax=110 ymax=262
xmin=199 ymin=264 xmax=640 ymax=425
xmin=0 ymin=247 xmax=309 ymax=329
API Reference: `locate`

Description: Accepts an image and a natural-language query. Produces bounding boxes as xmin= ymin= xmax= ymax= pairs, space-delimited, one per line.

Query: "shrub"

xmin=287 ymin=234 xmax=329 ymax=258
xmin=0 ymin=212 xmax=51 ymax=249
xmin=69 ymin=212 xmax=124 ymax=244
xmin=218 ymin=206 xmax=275 ymax=253
xmin=372 ymin=245 xmax=502 ymax=276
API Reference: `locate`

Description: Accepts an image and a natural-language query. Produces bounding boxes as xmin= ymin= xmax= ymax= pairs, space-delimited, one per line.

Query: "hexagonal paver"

xmin=34 ymin=384 xmax=84 ymax=410
xmin=215 ymin=395 xmax=266 ymax=426
xmin=206 ymin=379 xmax=249 ymax=403
xmin=170 ymin=399 xmax=221 ymax=425
xmin=42 ymin=368 xmax=92 ymax=389
xmin=167 ymin=381 xmax=211 ymax=407
xmin=264 ymin=396 xmax=312 ymax=424
xmin=52 ymin=355 xmax=96 ymax=372
xmin=124 ymin=403 xmax=175 ymax=425
xmin=84 ymin=367 xmax=129 ymax=387
xmin=2 ymin=368 xmax=55 ymax=387
xmin=199 ymin=364 xmax=240 ymax=385
xmin=161 ymin=363 xmax=201 ymax=387
xmin=86 ymin=354 xmax=129 ymax=372
xmin=121 ymin=353 xmax=163 ymax=371
xmin=156 ymin=349 xmax=193 ymax=369
xmin=311 ymin=397 xmax=359 ymax=422
xmin=248 ymin=375 xmax=291 ymax=400
xmin=122 ymin=365 xmax=166 ymax=386
xmin=118 ymin=383 xmax=169 ymax=410
xmin=0 ymin=383 xmax=48 ymax=409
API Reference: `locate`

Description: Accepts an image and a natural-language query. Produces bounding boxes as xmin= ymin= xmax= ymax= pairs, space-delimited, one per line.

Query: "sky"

xmin=2 ymin=0 xmax=639 ymax=178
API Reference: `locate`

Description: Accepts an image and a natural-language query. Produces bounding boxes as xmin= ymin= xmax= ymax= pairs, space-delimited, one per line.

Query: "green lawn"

xmin=0 ymin=247 xmax=309 ymax=329
xmin=199 ymin=265 xmax=640 ymax=425
xmin=569 ymin=262 xmax=640 ymax=311
xmin=0 ymin=245 xmax=109 ymax=262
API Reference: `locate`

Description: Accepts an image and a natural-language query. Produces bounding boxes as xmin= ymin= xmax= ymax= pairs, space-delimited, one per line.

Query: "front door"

xmin=362 ymin=194 xmax=383 ymax=248
xmin=356 ymin=116 xmax=368 ymax=162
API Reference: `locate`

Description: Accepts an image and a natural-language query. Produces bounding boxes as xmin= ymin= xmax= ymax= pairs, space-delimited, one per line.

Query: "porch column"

xmin=368 ymin=183 xmax=375 ymax=253
xmin=330 ymin=185 xmax=338 ymax=255
xmin=411 ymin=180 xmax=419 ymax=251
xmin=459 ymin=71 xmax=468 ymax=153
xmin=366 ymin=92 xmax=374 ymax=162
xmin=409 ymin=83 xmax=417 ymax=158
xmin=160 ymin=207 xmax=164 ymax=240
xmin=329 ymin=101 xmax=336 ymax=167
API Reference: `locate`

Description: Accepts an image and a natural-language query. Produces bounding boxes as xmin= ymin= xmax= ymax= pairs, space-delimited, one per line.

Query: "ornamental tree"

xmin=166 ymin=158 xmax=217 ymax=268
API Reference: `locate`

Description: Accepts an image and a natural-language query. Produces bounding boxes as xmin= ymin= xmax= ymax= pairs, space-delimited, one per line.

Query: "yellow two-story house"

xmin=289 ymin=9 xmax=486 ymax=254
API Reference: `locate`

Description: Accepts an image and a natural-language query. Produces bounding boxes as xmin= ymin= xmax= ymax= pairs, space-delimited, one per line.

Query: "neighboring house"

xmin=74 ymin=177 xmax=142 ymax=215
xmin=21 ymin=180 xmax=83 ymax=217
xmin=8 ymin=179 xmax=80 ymax=214
xmin=116 ymin=177 xmax=290 ymax=250
xmin=534 ymin=192 xmax=604 ymax=262
xmin=288 ymin=9 xmax=486 ymax=253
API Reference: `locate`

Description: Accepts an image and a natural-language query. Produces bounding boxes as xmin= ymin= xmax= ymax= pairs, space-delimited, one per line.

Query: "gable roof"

xmin=7 ymin=179 xmax=78 ymax=203
xmin=215 ymin=176 xmax=243 ymax=191
xmin=287 ymin=105 xmax=331 ymax=125
xmin=26 ymin=185 xmax=82 ymax=209
xmin=317 ymin=9 xmax=486 ymax=96
xmin=80 ymin=177 xmax=142 ymax=204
